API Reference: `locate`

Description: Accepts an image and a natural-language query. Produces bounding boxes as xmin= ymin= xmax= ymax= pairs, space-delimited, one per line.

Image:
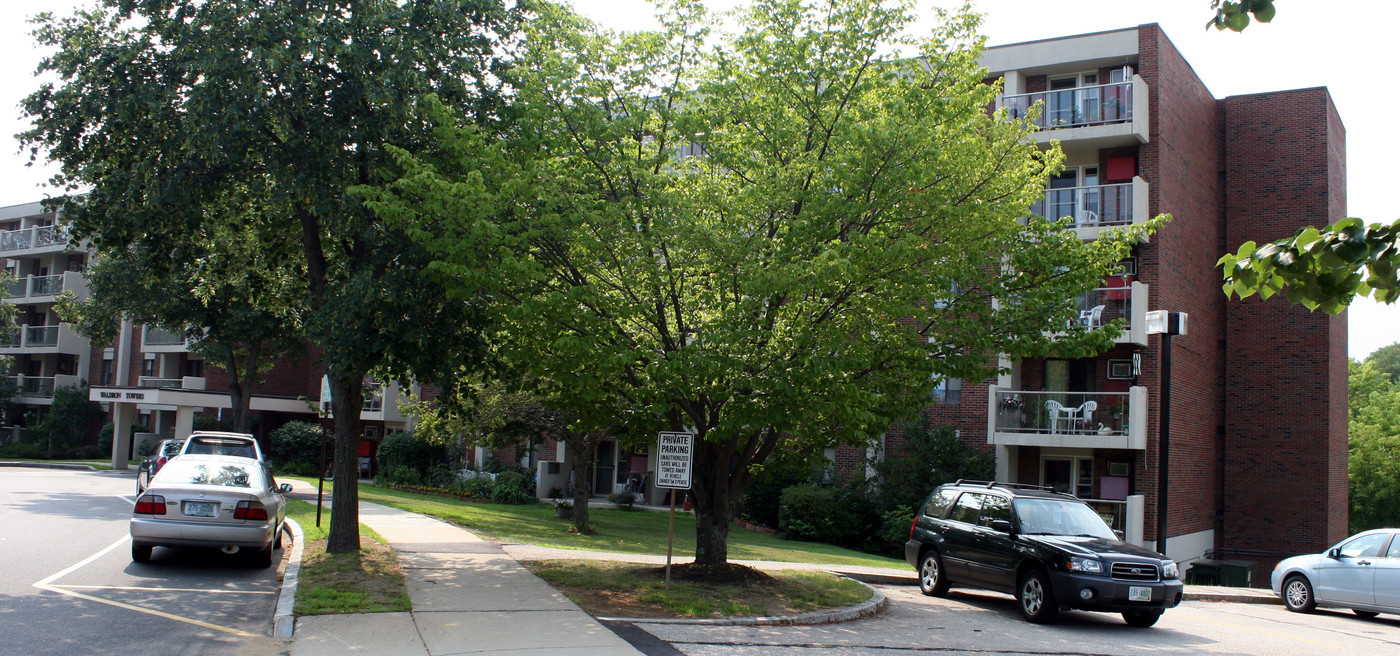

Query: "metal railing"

xmin=0 ymin=225 xmax=68 ymax=253
xmin=993 ymin=389 xmax=1130 ymax=436
xmin=5 ymin=274 xmax=67 ymax=300
xmin=1001 ymin=81 xmax=1134 ymax=130
xmin=8 ymin=375 xmax=56 ymax=398
xmin=23 ymin=325 xmax=59 ymax=347
xmin=138 ymin=377 xmax=184 ymax=389
xmin=1074 ymin=286 xmax=1136 ymax=332
xmin=1031 ymin=183 xmax=1134 ymax=228
xmin=143 ymin=326 xmax=187 ymax=346
xmin=363 ymin=381 xmax=384 ymax=412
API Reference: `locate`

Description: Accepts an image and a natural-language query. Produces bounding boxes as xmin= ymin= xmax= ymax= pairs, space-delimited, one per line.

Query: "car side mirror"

xmin=990 ymin=519 xmax=1013 ymax=534
xmin=1327 ymin=548 xmax=1341 ymax=559
xmin=279 ymin=483 xmax=293 ymax=493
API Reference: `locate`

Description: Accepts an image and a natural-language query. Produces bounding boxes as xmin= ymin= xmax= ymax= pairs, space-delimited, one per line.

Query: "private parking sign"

xmin=655 ymin=431 xmax=693 ymax=490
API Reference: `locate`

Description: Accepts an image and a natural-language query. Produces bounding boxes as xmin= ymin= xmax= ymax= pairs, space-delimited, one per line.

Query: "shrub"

xmin=269 ymin=421 xmax=325 ymax=476
xmin=778 ymin=484 xmax=869 ymax=546
xmin=867 ymin=417 xmax=994 ymax=514
xmin=98 ymin=422 xmax=150 ymax=456
xmin=377 ymin=431 xmax=442 ymax=477
xmin=0 ymin=442 xmax=44 ymax=459
xmin=489 ymin=471 xmax=535 ymax=504
xmin=607 ymin=490 xmax=636 ymax=508
xmin=384 ymin=465 xmax=423 ymax=487
xmin=463 ymin=476 xmax=493 ymax=499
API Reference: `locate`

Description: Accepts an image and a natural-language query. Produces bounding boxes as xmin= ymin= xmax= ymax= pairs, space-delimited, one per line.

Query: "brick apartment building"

xmin=851 ymin=24 xmax=1348 ymax=568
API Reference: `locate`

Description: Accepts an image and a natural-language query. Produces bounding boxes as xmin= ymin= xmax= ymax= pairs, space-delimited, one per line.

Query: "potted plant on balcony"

xmin=998 ymin=395 xmax=1023 ymax=429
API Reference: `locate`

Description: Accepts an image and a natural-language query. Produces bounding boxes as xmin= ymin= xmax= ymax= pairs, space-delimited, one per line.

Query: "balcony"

xmin=137 ymin=376 xmax=207 ymax=390
xmin=0 ymin=323 xmax=87 ymax=355
xmin=141 ymin=325 xmax=193 ymax=352
xmin=1030 ymin=177 xmax=1150 ymax=241
xmin=7 ymin=374 xmax=84 ymax=402
xmin=1075 ymin=282 xmax=1149 ymax=346
xmin=987 ymin=387 xmax=1148 ymax=450
xmin=0 ymin=224 xmax=71 ymax=255
xmin=4 ymin=272 xmax=90 ymax=303
xmin=999 ymin=76 xmax=1150 ymax=148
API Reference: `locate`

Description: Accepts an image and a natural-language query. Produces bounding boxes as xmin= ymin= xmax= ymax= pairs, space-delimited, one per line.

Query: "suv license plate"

xmin=184 ymin=501 xmax=217 ymax=517
xmin=1128 ymin=586 xmax=1152 ymax=602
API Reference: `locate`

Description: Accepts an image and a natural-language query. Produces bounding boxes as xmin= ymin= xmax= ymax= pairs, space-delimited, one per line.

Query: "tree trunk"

xmin=221 ymin=342 xmax=261 ymax=434
xmin=325 ymin=371 xmax=365 ymax=554
xmin=568 ymin=433 xmax=597 ymax=531
xmin=691 ymin=437 xmax=735 ymax=572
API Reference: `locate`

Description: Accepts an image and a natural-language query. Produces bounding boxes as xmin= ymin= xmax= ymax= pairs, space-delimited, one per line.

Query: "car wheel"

xmin=918 ymin=551 xmax=950 ymax=597
xmin=1018 ymin=569 xmax=1059 ymax=623
xmin=1282 ymin=574 xmax=1316 ymax=613
xmin=274 ymin=523 xmax=285 ymax=550
xmin=1353 ymin=609 xmax=1380 ymax=619
xmin=1122 ymin=609 xmax=1163 ymax=627
xmin=251 ymin=544 xmax=274 ymax=568
xmin=131 ymin=542 xmax=152 ymax=563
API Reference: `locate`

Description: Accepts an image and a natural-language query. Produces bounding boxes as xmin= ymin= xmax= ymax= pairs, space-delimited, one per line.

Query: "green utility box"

xmin=1215 ymin=560 xmax=1255 ymax=587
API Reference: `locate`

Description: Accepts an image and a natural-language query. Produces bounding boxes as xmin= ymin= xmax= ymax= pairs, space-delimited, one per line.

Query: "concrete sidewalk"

xmin=290 ymin=499 xmax=644 ymax=656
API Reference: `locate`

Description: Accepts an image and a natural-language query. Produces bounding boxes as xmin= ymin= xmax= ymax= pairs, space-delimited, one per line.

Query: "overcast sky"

xmin=2 ymin=1 xmax=1394 ymax=358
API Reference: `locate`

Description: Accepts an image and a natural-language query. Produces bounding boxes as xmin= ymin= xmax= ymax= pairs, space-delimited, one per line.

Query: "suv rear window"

xmin=922 ymin=488 xmax=959 ymax=519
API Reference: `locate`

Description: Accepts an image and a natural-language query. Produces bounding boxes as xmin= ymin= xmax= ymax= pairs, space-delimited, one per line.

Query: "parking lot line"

xmin=51 ymin=584 xmax=275 ymax=595
xmin=35 ymin=583 xmax=262 ymax=638
xmin=32 ymin=535 xmax=129 ymax=588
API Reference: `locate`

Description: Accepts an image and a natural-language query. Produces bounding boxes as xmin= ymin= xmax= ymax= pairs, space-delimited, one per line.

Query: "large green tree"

xmin=1347 ymin=357 xmax=1400 ymax=532
xmin=21 ymin=0 xmax=520 ymax=552
xmin=57 ymin=203 xmax=304 ymax=433
xmin=363 ymin=0 xmax=1150 ymax=572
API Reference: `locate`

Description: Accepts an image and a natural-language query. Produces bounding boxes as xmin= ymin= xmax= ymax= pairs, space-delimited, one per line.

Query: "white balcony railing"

xmin=138 ymin=377 xmax=184 ymax=389
xmin=988 ymin=386 xmax=1148 ymax=450
xmin=4 ymin=272 xmax=90 ymax=302
xmin=0 ymin=225 xmax=69 ymax=254
xmin=7 ymin=374 xmax=83 ymax=399
xmin=363 ymin=381 xmax=384 ymax=412
xmin=1034 ymin=183 xmax=1132 ymax=226
xmin=1002 ymin=81 xmax=1133 ymax=130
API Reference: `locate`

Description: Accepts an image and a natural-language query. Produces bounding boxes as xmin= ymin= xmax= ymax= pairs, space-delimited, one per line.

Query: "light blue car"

xmin=1271 ymin=528 xmax=1400 ymax=618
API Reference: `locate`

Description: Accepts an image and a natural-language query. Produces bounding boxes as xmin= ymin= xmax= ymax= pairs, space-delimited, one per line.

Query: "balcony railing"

xmin=364 ymin=381 xmax=384 ymax=412
xmin=6 ymin=374 xmax=83 ymax=398
xmin=1033 ymin=183 xmax=1133 ymax=227
xmin=989 ymin=386 xmax=1148 ymax=450
xmin=143 ymin=326 xmax=187 ymax=346
xmin=0 ymin=225 xmax=69 ymax=254
xmin=23 ymin=325 xmax=59 ymax=347
xmin=138 ymin=377 xmax=184 ymax=389
xmin=1002 ymin=81 xmax=1133 ymax=130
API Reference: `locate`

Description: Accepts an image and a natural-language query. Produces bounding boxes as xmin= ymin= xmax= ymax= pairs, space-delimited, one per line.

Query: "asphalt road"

xmin=616 ymin=582 xmax=1400 ymax=656
xmin=0 ymin=467 xmax=287 ymax=656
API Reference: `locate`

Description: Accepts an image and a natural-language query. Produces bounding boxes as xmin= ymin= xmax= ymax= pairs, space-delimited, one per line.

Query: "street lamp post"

xmin=1145 ymin=310 xmax=1186 ymax=558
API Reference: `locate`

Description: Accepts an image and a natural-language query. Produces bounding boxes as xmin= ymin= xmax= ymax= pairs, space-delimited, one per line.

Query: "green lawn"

xmin=286 ymin=498 xmax=411 ymax=615
xmin=293 ymin=478 xmax=903 ymax=570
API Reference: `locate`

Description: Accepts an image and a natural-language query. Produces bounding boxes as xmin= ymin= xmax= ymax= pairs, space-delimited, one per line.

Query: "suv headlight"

xmin=1162 ymin=561 xmax=1180 ymax=579
xmin=1066 ymin=557 xmax=1103 ymax=574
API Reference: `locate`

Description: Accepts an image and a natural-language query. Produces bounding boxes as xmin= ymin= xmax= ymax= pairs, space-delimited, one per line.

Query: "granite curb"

xmin=273 ymin=518 xmax=307 ymax=638
xmin=0 ymin=461 xmax=98 ymax=471
xmin=597 ymin=577 xmax=887 ymax=626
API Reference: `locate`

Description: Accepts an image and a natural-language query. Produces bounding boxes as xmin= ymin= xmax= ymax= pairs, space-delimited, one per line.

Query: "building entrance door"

xmin=593 ymin=440 xmax=616 ymax=495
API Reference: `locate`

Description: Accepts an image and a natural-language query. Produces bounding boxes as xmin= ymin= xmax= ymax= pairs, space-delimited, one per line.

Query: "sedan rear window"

xmin=156 ymin=460 xmax=258 ymax=488
xmin=184 ymin=437 xmax=257 ymax=459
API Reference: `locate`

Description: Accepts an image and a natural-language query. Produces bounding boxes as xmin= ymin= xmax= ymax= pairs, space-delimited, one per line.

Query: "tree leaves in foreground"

xmin=1219 ymin=218 xmax=1400 ymax=315
xmin=364 ymin=0 xmax=1154 ymax=573
xmin=21 ymin=0 xmax=521 ymax=552
xmin=1207 ymin=0 xmax=1277 ymax=32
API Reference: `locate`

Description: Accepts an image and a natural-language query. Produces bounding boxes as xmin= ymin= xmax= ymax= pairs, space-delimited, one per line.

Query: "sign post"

xmin=655 ymin=431 xmax=694 ymax=590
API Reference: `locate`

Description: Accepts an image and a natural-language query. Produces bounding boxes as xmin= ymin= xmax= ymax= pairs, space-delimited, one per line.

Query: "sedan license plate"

xmin=1128 ymin=586 xmax=1153 ymax=602
xmin=184 ymin=501 xmax=218 ymax=517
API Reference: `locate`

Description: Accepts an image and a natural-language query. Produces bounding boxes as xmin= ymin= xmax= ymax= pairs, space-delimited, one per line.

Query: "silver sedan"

xmin=130 ymin=454 xmax=289 ymax=568
xmin=1271 ymin=528 xmax=1400 ymax=618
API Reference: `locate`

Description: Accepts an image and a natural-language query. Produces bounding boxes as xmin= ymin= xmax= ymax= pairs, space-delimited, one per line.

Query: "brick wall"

xmin=1136 ymin=24 xmax=1229 ymax=544
xmin=1221 ymin=87 xmax=1348 ymax=558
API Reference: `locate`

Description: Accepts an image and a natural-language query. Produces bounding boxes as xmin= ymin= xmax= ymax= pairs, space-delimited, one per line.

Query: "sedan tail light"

xmin=234 ymin=500 xmax=269 ymax=520
xmin=134 ymin=495 xmax=166 ymax=515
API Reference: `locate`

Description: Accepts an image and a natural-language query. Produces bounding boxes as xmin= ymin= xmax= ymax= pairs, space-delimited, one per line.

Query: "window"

xmin=979 ymin=495 xmax=1012 ymax=527
xmin=932 ymin=377 xmax=962 ymax=404
xmin=1339 ymin=533 xmax=1388 ymax=559
xmin=950 ymin=492 xmax=983 ymax=524
xmin=184 ymin=359 xmax=203 ymax=378
xmin=1387 ymin=534 xmax=1400 ymax=558
xmin=922 ymin=488 xmax=959 ymax=519
xmin=101 ymin=359 xmax=113 ymax=386
xmin=141 ymin=358 xmax=155 ymax=378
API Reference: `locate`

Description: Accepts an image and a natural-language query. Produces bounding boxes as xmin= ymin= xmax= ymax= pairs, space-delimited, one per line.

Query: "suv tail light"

xmin=910 ymin=513 xmax=919 ymax=540
xmin=234 ymin=500 xmax=269 ymax=520
xmin=134 ymin=495 xmax=166 ymax=515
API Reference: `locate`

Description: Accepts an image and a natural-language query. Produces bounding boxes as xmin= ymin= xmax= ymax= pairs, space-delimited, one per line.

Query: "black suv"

xmin=905 ymin=480 xmax=1183 ymax=627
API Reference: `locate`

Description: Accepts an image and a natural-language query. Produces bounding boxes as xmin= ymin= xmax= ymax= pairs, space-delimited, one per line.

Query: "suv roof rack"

xmin=951 ymin=479 xmax=1071 ymax=495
